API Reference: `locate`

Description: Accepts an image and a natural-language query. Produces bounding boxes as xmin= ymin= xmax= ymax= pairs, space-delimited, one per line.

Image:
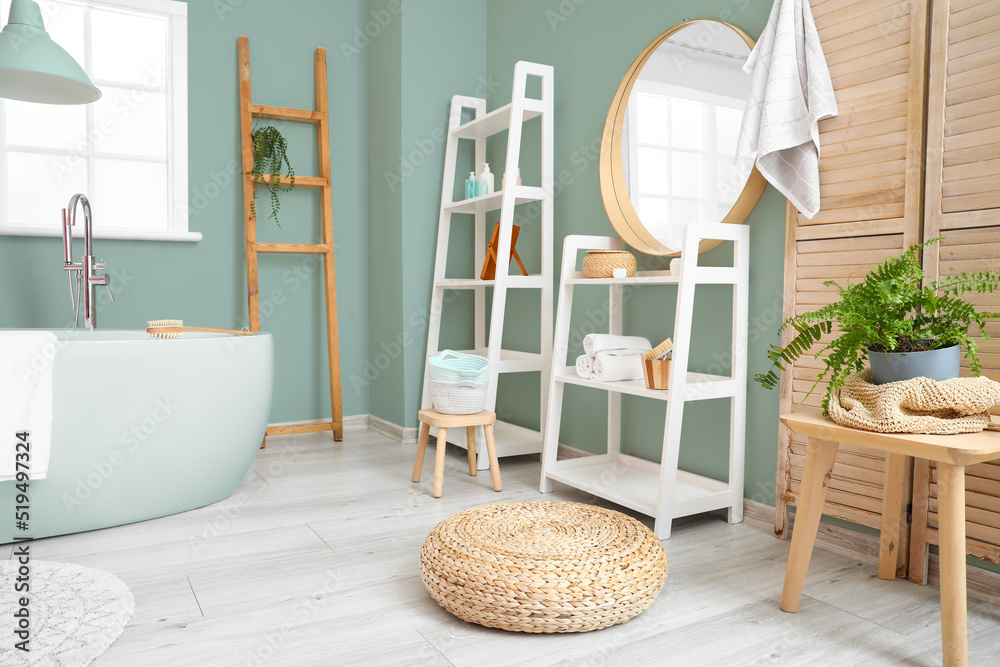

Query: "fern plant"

xmin=755 ymin=238 xmax=1000 ymax=411
xmin=249 ymin=126 xmax=295 ymax=227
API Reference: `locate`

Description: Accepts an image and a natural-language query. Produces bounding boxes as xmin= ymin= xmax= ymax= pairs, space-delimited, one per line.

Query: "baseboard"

xmin=366 ymin=414 xmax=419 ymax=444
xmin=741 ymin=498 xmax=1000 ymax=606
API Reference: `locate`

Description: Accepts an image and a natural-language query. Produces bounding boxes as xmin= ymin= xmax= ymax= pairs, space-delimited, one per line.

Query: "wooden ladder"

xmin=238 ymin=35 xmax=343 ymax=443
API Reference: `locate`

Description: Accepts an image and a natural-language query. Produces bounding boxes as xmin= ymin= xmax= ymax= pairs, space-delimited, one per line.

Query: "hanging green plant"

xmin=248 ymin=125 xmax=295 ymax=227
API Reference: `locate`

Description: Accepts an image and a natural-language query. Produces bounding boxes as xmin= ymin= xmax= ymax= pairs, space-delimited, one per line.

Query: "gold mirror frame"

xmin=600 ymin=19 xmax=767 ymax=256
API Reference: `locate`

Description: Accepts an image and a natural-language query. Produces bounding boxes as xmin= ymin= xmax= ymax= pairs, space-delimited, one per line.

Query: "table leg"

xmin=433 ymin=427 xmax=448 ymax=498
xmin=780 ymin=437 xmax=839 ymax=613
xmin=878 ymin=453 xmax=909 ymax=580
xmin=466 ymin=426 xmax=477 ymax=476
xmin=483 ymin=424 xmax=502 ymax=492
xmin=937 ymin=461 xmax=968 ymax=667
xmin=412 ymin=422 xmax=430 ymax=483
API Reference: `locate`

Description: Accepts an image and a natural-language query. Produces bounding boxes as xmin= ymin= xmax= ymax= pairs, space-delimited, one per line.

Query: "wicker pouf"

xmin=419 ymin=501 xmax=668 ymax=633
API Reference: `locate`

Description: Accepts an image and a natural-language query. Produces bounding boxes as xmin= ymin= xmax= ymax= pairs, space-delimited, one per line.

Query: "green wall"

xmin=484 ymin=0 xmax=787 ymax=501
xmin=366 ymin=0 xmax=487 ymax=426
xmin=0 ymin=0 xmax=371 ymax=424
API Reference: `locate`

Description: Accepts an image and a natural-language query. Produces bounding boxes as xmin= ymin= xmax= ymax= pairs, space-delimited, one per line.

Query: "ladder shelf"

xmin=238 ymin=36 xmax=343 ymax=443
xmin=540 ymin=225 xmax=749 ymax=539
xmin=421 ymin=61 xmax=554 ymax=470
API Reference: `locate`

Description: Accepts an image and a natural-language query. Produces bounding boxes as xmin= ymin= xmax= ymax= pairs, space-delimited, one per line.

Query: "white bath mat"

xmin=0 ymin=559 xmax=135 ymax=666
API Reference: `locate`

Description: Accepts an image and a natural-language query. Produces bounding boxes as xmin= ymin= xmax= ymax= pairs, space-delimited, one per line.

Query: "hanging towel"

xmin=736 ymin=0 xmax=838 ymax=219
xmin=0 ymin=332 xmax=57 ymax=481
xmin=576 ymin=354 xmax=596 ymax=379
xmin=592 ymin=355 xmax=645 ymax=383
xmin=583 ymin=334 xmax=652 ymax=358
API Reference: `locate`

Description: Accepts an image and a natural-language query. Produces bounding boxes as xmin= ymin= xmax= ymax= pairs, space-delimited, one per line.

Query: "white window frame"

xmin=0 ymin=0 xmax=195 ymax=242
xmin=624 ymin=80 xmax=746 ymax=241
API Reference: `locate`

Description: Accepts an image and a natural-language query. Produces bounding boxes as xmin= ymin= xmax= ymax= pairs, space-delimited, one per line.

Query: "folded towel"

xmin=576 ymin=354 xmax=595 ymax=379
xmin=583 ymin=334 xmax=652 ymax=358
xmin=736 ymin=0 xmax=838 ymax=219
xmin=0 ymin=332 xmax=57 ymax=481
xmin=592 ymin=355 xmax=644 ymax=383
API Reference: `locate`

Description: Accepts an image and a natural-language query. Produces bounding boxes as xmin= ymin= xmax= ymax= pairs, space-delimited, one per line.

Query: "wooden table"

xmin=780 ymin=410 xmax=1000 ymax=667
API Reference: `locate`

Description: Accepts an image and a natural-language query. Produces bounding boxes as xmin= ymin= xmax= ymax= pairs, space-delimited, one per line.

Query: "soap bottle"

xmin=478 ymin=163 xmax=494 ymax=195
xmin=465 ymin=172 xmax=479 ymax=199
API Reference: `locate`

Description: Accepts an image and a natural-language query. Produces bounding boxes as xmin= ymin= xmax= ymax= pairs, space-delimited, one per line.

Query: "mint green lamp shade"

xmin=0 ymin=0 xmax=100 ymax=104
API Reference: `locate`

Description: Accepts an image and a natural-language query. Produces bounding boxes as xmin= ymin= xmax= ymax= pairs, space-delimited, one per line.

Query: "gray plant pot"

xmin=867 ymin=343 xmax=960 ymax=385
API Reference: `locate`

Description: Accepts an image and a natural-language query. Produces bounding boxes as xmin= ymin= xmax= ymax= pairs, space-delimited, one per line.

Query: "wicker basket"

xmin=429 ymin=378 xmax=488 ymax=415
xmin=428 ymin=350 xmax=489 ymax=384
xmin=419 ymin=501 xmax=668 ymax=633
xmin=582 ymin=250 xmax=637 ymax=278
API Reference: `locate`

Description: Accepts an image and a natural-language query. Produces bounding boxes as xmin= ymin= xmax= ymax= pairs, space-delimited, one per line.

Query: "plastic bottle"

xmin=478 ymin=163 xmax=494 ymax=195
xmin=502 ymin=167 xmax=521 ymax=190
xmin=465 ymin=172 xmax=479 ymax=199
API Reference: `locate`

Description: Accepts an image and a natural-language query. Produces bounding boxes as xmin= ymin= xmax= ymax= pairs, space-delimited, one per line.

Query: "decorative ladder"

xmin=421 ymin=61 xmax=554 ymax=469
xmin=540 ymin=224 xmax=749 ymax=539
xmin=238 ymin=36 xmax=343 ymax=443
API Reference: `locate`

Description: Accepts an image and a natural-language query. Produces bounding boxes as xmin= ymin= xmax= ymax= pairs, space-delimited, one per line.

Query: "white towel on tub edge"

xmin=0 ymin=331 xmax=57 ymax=481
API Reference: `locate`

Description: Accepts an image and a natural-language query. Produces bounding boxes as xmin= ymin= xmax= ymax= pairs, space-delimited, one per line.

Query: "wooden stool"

xmin=412 ymin=409 xmax=502 ymax=498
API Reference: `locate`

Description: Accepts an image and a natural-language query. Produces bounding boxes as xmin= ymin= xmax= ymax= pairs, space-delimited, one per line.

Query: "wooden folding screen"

xmin=775 ymin=0 xmax=930 ymax=576
xmin=909 ymin=0 xmax=1000 ymax=583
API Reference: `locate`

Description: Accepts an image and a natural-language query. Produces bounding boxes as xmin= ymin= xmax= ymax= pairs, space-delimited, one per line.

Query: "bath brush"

xmin=147 ymin=320 xmax=253 ymax=339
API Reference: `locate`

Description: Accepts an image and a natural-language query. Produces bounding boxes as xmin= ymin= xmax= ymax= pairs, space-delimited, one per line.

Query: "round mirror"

xmin=600 ymin=20 xmax=766 ymax=256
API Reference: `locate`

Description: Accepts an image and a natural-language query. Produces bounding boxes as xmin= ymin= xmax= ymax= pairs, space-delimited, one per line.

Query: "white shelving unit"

xmin=540 ymin=224 xmax=749 ymax=539
xmin=421 ymin=61 xmax=554 ymax=470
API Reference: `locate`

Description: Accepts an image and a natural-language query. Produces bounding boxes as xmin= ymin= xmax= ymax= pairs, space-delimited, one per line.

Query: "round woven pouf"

xmin=419 ymin=501 xmax=668 ymax=633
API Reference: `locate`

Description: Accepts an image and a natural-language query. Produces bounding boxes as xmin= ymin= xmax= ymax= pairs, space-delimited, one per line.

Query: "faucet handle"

xmin=94 ymin=259 xmax=107 ymax=272
xmin=101 ymin=281 xmax=114 ymax=303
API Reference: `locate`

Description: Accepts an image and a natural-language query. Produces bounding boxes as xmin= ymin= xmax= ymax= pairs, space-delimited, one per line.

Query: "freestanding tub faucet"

xmin=62 ymin=194 xmax=113 ymax=330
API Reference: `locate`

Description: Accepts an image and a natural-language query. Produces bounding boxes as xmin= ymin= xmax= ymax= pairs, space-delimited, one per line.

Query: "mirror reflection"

xmin=621 ymin=24 xmax=754 ymax=250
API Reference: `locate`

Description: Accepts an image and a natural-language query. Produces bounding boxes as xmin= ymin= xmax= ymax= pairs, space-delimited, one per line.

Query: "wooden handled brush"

xmin=147 ymin=320 xmax=253 ymax=339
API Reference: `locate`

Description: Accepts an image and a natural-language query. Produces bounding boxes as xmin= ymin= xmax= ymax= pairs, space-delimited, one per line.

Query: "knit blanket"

xmin=828 ymin=370 xmax=1000 ymax=435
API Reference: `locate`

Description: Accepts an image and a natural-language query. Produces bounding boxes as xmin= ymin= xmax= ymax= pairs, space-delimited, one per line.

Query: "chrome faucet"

xmin=62 ymin=194 xmax=113 ymax=330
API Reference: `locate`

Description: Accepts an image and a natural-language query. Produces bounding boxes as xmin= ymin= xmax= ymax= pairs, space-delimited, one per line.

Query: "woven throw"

xmin=419 ymin=501 xmax=667 ymax=633
xmin=828 ymin=369 xmax=1000 ymax=435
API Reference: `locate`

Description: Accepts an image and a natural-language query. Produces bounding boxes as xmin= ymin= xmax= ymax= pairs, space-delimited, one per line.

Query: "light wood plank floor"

xmin=10 ymin=430 xmax=1000 ymax=666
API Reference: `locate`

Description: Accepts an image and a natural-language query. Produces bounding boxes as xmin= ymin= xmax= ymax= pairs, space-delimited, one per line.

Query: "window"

xmin=0 ymin=0 xmax=193 ymax=241
xmin=623 ymin=81 xmax=751 ymax=250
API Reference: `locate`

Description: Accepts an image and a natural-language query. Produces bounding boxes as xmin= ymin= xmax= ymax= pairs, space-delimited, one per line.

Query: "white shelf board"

xmin=544 ymin=455 xmax=733 ymax=519
xmin=554 ymin=368 xmax=739 ymax=401
xmin=438 ymin=419 xmax=542 ymax=458
xmin=451 ymin=100 xmax=545 ymax=140
xmin=444 ymin=186 xmax=547 ymax=215
xmin=435 ymin=275 xmax=546 ymax=290
xmin=563 ymin=270 xmax=678 ymax=286
xmin=432 ymin=348 xmax=544 ymax=373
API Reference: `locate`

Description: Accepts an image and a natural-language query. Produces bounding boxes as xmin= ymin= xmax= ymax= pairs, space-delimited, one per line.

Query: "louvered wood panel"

xmin=776 ymin=0 xmax=928 ymax=558
xmin=910 ymin=0 xmax=1000 ymax=585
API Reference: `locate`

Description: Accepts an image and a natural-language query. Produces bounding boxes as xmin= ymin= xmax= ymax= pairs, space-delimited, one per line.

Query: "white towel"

xmin=576 ymin=354 xmax=595 ymax=379
xmin=736 ymin=0 xmax=838 ymax=219
xmin=583 ymin=334 xmax=652 ymax=358
xmin=0 ymin=332 xmax=57 ymax=481
xmin=592 ymin=355 xmax=644 ymax=383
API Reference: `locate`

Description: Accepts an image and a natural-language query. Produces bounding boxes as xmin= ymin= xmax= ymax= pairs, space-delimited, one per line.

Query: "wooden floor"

xmin=11 ymin=429 xmax=1000 ymax=666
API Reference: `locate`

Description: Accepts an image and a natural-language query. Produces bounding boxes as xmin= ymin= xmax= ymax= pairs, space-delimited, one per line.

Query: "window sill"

xmin=0 ymin=225 xmax=202 ymax=243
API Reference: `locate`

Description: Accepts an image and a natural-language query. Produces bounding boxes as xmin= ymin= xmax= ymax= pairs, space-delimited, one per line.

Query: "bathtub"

xmin=1 ymin=330 xmax=273 ymax=543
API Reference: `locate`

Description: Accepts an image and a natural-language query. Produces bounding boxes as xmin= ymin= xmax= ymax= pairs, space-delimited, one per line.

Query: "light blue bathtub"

xmin=1 ymin=330 xmax=273 ymax=543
